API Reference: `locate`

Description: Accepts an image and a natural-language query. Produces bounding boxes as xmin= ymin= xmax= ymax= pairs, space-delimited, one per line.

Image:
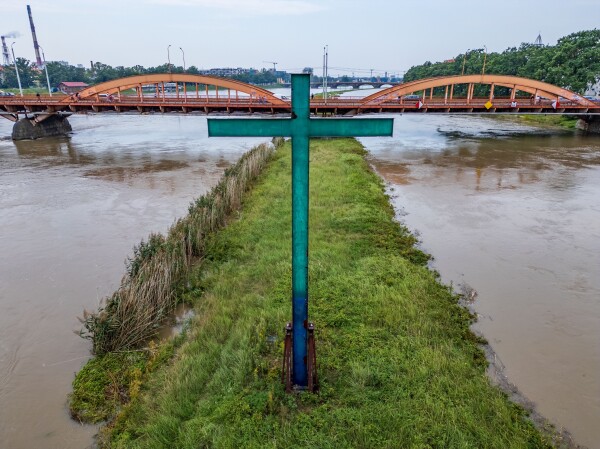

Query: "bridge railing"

xmin=363 ymin=96 xmax=586 ymax=108
xmin=1 ymin=95 xmax=595 ymax=111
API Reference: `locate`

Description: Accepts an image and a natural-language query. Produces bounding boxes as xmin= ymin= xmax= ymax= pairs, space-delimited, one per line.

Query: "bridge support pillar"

xmin=577 ymin=116 xmax=600 ymax=134
xmin=11 ymin=115 xmax=72 ymax=140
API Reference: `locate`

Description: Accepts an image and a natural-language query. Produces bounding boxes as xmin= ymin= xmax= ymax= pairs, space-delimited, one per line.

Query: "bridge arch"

xmin=360 ymin=75 xmax=596 ymax=107
xmin=61 ymin=73 xmax=288 ymax=106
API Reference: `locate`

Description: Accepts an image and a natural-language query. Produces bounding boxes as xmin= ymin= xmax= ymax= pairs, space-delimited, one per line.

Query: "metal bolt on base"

xmin=282 ymin=321 xmax=318 ymax=393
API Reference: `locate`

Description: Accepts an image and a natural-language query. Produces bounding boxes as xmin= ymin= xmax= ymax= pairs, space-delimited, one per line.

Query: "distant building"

xmin=58 ymin=81 xmax=89 ymax=94
xmin=585 ymin=78 xmax=600 ymax=97
xmin=202 ymin=67 xmax=254 ymax=77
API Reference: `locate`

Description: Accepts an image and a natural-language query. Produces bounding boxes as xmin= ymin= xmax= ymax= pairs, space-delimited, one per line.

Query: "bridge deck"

xmin=1 ymin=95 xmax=599 ymax=121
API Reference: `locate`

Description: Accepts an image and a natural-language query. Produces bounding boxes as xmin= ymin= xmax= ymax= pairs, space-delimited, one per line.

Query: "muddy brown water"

xmin=0 ymin=114 xmax=267 ymax=448
xmin=1 ymin=111 xmax=599 ymax=448
xmin=362 ymin=115 xmax=600 ymax=449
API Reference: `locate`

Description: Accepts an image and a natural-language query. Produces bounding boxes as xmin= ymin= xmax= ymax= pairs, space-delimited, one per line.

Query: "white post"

xmin=324 ymin=45 xmax=328 ymax=102
xmin=10 ymin=43 xmax=23 ymax=97
xmin=40 ymin=47 xmax=52 ymax=96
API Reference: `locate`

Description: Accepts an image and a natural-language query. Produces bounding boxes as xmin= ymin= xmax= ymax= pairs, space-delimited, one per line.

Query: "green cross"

xmin=208 ymin=73 xmax=393 ymax=388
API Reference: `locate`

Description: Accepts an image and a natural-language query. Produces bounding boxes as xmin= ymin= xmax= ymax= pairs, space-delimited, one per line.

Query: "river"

xmin=0 ymin=107 xmax=598 ymax=448
xmin=0 ymin=115 xmax=266 ymax=448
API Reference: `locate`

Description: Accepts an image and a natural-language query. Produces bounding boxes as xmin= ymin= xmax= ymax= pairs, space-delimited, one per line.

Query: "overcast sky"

xmin=2 ymin=0 xmax=599 ymax=77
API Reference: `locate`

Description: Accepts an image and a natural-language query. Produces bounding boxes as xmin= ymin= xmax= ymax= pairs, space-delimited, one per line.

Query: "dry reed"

xmin=79 ymin=138 xmax=283 ymax=354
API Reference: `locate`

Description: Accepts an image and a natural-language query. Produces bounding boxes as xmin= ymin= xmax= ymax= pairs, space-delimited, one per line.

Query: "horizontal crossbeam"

xmin=208 ymin=117 xmax=393 ymax=138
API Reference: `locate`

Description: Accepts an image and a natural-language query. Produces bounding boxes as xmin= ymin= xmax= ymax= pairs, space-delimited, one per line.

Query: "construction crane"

xmin=27 ymin=5 xmax=43 ymax=67
xmin=263 ymin=61 xmax=278 ymax=72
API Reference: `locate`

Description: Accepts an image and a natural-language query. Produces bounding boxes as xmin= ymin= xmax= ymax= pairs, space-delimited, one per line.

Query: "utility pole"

xmin=322 ymin=49 xmax=325 ymax=100
xmin=322 ymin=45 xmax=328 ymax=102
xmin=461 ymin=49 xmax=470 ymax=75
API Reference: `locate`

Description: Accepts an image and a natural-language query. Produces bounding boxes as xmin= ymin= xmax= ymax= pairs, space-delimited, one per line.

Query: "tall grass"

xmin=79 ymin=138 xmax=283 ymax=354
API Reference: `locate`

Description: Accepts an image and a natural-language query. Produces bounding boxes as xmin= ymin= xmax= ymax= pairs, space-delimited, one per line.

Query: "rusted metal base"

xmin=282 ymin=322 xmax=293 ymax=393
xmin=307 ymin=322 xmax=319 ymax=393
xmin=282 ymin=321 xmax=318 ymax=393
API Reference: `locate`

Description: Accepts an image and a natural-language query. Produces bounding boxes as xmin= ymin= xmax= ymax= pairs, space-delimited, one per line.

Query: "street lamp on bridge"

xmin=167 ymin=44 xmax=172 ymax=73
xmin=461 ymin=49 xmax=470 ymax=75
xmin=39 ymin=45 xmax=52 ymax=97
xmin=10 ymin=42 xmax=23 ymax=97
xmin=180 ymin=47 xmax=186 ymax=72
xmin=482 ymin=45 xmax=488 ymax=76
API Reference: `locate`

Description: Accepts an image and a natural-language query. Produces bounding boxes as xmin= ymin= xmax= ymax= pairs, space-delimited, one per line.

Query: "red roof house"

xmin=58 ymin=81 xmax=89 ymax=94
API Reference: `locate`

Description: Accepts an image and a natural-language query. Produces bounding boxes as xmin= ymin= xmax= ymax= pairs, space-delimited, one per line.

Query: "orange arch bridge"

xmin=1 ymin=74 xmax=599 ymax=122
xmin=58 ymin=73 xmax=288 ymax=113
xmin=68 ymin=74 xmax=286 ymax=104
xmin=358 ymin=74 xmax=597 ymax=111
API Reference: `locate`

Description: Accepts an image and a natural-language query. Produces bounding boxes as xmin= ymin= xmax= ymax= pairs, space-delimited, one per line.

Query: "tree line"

xmin=0 ymin=60 xmax=278 ymax=90
xmin=2 ymin=29 xmax=598 ymax=92
xmin=403 ymin=29 xmax=600 ymax=95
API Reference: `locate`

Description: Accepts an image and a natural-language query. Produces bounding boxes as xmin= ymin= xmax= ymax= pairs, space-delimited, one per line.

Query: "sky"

xmin=1 ymin=0 xmax=599 ymax=77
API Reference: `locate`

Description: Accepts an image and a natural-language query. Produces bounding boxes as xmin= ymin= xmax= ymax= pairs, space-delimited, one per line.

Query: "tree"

xmin=91 ymin=62 xmax=118 ymax=82
xmin=0 ymin=58 xmax=35 ymax=88
xmin=403 ymin=29 xmax=600 ymax=94
xmin=43 ymin=61 xmax=88 ymax=88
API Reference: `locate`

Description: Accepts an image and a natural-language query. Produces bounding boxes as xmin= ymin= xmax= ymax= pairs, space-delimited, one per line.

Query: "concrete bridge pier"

xmin=577 ymin=116 xmax=600 ymax=134
xmin=12 ymin=115 xmax=72 ymax=140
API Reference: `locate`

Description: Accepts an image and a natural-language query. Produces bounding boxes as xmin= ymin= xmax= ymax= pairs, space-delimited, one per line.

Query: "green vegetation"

xmin=518 ymin=115 xmax=579 ymax=129
xmin=491 ymin=114 xmax=579 ymax=130
xmin=70 ymin=339 xmax=181 ymax=423
xmin=71 ymin=350 xmax=149 ymax=423
xmin=74 ymin=138 xmax=552 ymax=448
xmin=404 ymin=29 xmax=600 ymax=95
xmin=312 ymin=89 xmax=353 ymax=99
xmin=1 ymin=87 xmax=60 ymax=95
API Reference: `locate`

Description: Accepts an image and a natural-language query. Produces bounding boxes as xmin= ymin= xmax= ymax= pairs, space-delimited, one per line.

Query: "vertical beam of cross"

xmin=208 ymin=74 xmax=393 ymax=388
xmin=290 ymin=75 xmax=311 ymax=386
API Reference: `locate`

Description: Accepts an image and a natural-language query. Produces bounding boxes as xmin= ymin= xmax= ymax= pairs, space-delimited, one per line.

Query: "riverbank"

xmin=73 ymin=138 xmax=553 ymax=448
xmin=490 ymin=113 xmax=579 ymax=130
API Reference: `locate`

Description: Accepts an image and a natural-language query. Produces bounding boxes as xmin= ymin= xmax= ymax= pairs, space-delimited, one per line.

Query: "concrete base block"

xmin=577 ymin=117 xmax=600 ymax=134
xmin=12 ymin=115 xmax=72 ymax=140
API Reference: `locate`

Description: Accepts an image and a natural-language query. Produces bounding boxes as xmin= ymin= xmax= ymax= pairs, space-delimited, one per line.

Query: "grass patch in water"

xmin=69 ymin=340 xmax=179 ymax=424
xmin=517 ymin=114 xmax=578 ymax=129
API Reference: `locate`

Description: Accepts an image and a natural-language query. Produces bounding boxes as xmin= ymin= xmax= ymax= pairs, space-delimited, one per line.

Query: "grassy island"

xmin=72 ymin=138 xmax=551 ymax=448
